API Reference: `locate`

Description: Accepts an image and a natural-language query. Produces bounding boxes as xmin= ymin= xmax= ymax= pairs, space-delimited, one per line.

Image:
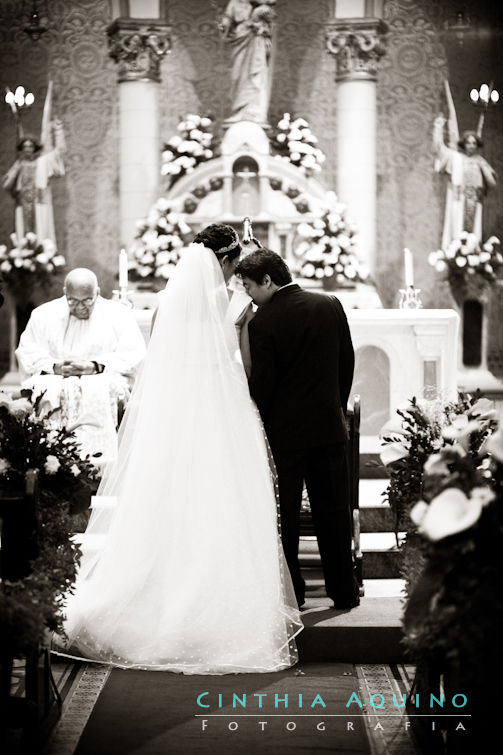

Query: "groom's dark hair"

xmin=235 ymin=248 xmax=292 ymax=286
xmin=193 ymin=223 xmax=241 ymax=261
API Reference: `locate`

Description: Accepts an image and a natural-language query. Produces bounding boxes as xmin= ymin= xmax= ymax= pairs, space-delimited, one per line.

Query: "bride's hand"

xmin=237 ymin=302 xmax=256 ymax=327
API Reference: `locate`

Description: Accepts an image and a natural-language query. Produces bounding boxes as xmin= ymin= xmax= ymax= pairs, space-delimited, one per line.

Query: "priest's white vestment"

xmin=16 ymin=295 xmax=146 ymax=462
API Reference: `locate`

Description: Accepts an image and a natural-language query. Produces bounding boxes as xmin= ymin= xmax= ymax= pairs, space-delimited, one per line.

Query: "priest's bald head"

xmin=64 ymin=268 xmax=100 ymax=320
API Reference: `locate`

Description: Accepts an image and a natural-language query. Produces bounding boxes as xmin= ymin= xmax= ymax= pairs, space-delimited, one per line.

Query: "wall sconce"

xmin=21 ymin=0 xmax=50 ymax=40
xmin=470 ymin=82 xmax=500 ymax=137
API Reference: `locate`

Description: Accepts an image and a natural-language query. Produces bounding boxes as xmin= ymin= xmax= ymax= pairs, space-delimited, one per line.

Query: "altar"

xmin=134 ymin=304 xmax=459 ymax=442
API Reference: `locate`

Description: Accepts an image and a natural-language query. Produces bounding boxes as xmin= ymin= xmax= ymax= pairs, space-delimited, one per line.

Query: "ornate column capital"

xmin=325 ymin=18 xmax=387 ymax=82
xmin=107 ymin=18 xmax=171 ymax=83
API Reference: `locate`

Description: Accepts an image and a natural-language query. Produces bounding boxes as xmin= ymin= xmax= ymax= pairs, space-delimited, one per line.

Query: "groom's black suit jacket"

xmin=248 ymin=284 xmax=354 ymax=451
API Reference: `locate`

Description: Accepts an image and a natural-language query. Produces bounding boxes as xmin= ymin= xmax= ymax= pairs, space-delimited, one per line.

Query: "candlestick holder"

xmin=399 ymin=286 xmax=423 ymax=309
xmin=112 ymin=287 xmax=134 ymax=308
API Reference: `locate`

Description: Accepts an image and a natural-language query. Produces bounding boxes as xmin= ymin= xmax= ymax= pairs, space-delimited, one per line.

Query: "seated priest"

xmin=16 ymin=268 xmax=146 ymax=463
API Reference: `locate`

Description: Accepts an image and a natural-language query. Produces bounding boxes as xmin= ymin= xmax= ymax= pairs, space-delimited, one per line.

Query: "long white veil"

xmin=64 ymin=243 xmax=301 ymax=673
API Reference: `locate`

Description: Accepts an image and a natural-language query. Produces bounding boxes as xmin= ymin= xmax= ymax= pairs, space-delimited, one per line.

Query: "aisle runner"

xmin=46 ymin=662 xmax=419 ymax=754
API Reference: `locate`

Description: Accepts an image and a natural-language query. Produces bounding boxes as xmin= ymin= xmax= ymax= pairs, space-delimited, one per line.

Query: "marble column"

xmin=326 ymin=18 xmax=387 ymax=275
xmin=107 ymin=18 xmax=171 ymax=247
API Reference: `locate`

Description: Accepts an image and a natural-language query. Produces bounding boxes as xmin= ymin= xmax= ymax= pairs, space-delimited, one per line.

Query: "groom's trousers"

xmin=273 ymin=442 xmax=358 ymax=607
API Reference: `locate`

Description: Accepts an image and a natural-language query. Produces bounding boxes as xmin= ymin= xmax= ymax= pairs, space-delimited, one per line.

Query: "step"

xmin=297 ymin=595 xmax=405 ymax=663
xmin=300 ymin=533 xmax=404 ymax=579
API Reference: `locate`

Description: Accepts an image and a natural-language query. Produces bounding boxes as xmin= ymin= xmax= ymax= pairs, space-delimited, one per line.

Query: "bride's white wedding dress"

xmin=61 ymin=243 xmax=302 ymax=674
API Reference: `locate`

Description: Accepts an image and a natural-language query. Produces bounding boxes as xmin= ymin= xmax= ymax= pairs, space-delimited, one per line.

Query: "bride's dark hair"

xmin=193 ymin=223 xmax=241 ymax=261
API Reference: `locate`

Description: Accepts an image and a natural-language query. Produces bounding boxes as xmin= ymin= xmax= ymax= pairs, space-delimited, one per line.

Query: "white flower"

xmin=435 ymin=260 xmax=447 ymax=273
xmin=380 ymin=439 xmax=410 ymax=466
xmin=315 ymin=267 xmax=325 ymax=279
xmin=455 ymin=256 xmax=467 ymax=267
xmin=467 ymin=254 xmax=480 ymax=267
xmin=200 ymin=117 xmax=212 ymax=128
xmin=0 ymin=260 xmax=12 ymax=272
xmin=36 ymin=252 xmax=49 ymax=264
xmin=487 ymin=426 xmax=503 ymax=462
xmin=44 ymin=455 xmax=61 ymax=474
xmin=411 ymin=487 xmax=486 ymax=541
xmin=278 ymin=118 xmax=290 ymax=130
xmin=290 ymin=151 xmax=301 ymax=162
xmin=168 ymin=135 xmax=182 ymax=148
xmin=428 ymin=251 xmax=438 ymax=266
xmin=25 ymin=231 xmax=37 ymax=244
xmin=297 ymin=223 xmax=315 ymax=239
xmin=70 ymin=463 xmax=81 ymax=477
xmin=302 ymin=263 xmax=315 ymax=278
xmin=276 ymin=133 xmax=286 ymax=143
xmin=204 ymin=149 xmax=213 ymax=159
xmin=14 ymin=257 xmax=23 ymax=267
xmin=0 ymin=458 xmax=10 ymax=475
xmin=52 ymin=255 xmax=66 ymax=267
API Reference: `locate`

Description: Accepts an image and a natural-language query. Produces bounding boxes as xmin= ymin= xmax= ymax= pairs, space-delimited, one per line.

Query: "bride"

xmin=61 ymin=223 xmax=302 ymax=674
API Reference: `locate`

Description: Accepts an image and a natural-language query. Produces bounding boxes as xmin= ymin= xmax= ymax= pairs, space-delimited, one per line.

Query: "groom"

xmin=236 ymin=249 xmax=359 ymax=609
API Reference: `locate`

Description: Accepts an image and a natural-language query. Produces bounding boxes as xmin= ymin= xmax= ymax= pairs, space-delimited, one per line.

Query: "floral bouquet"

xmin=0 ymin=389 xmax=99 ymax=513
xmin=0 ymin=232 xmax=65 ymax=299
xmin=294 ymin=208 xmax=368 ymax=285
xmin=428 ymin=232 xmax=502 ymax=284
xmin=385 ymin=397 xmax=503 ymax=746
xmin=380 ymin=394 xmax=497 ymax=548
xmin=161 ymin=114 xmax=213 ymax=187
xmin=272 ymin=113 xmax=326 ymax=176
xmin=129 ymin=199 xmax=192 ymax=283
xmin=0 ymin=389 xmax=100 ymax=653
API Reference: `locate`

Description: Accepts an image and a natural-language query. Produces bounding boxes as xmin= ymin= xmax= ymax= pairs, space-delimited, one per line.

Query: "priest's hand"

xmin=66 ymin=360 xmax=96 ymax=376
xmin=53 ymin=360 xmax=75 ymax=377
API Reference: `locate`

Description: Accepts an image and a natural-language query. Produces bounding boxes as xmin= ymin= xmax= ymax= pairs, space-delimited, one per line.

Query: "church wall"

xmin=0 ymin=0 xmax=502 ymax=318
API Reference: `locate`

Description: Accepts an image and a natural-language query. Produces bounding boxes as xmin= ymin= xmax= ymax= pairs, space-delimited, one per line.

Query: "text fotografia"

xmin=199 ymin=720 xmax=469 ymax=733
xmin=196 ymin=692 xmax=468 ymax=710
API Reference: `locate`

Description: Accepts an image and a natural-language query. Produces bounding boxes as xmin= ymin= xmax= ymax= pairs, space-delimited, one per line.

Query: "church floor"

xmin=28 ymin=659 xmax=421 ymax=754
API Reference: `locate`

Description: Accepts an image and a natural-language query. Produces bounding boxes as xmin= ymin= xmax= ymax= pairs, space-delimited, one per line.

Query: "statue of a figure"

xmin=2 ymin=121 xmax=65 ymax=248
xmin=2 ymin=81 xmax=65 ymax=250
xmin=433 ymin=81 xmax=497 ymax=249
xmin=220 ymin=0 xmax=276 ymax=125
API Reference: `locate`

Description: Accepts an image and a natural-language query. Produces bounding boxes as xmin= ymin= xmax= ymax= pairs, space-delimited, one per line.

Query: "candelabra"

xmin=399 ymin=286 xmax=423 ymax=310
xmin=470 ymin=82 xmax=500 ymax=138
xmin=4 ymin=85 xmax=35 ymax=137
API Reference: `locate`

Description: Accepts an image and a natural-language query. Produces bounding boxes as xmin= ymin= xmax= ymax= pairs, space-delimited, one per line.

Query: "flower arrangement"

xmin=128 ymin=198 xmax=192 ymax=283
xmin=0 ymin=233 xmax=65 ymax=298
xmin=161 ymin=114 xmax=213 ymax=187
xmin=382 ymin=396 xmax=503 ymax=748
xmin=294 ymin=208 xmax=368 ymax=284
xmin=272 ymin=113 xmax=326 ymax=175
xmin=0 ymin=389 xmax=99 ymax=653
xmin=428 ymin=232 xmax=502 ymax=284
xmin=380 ymin=394 xmax=497 ymax=564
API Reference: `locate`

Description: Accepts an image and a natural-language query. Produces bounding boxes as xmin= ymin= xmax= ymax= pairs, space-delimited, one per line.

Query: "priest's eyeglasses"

xmin=66 ymin=295 xmax=97 ymax=307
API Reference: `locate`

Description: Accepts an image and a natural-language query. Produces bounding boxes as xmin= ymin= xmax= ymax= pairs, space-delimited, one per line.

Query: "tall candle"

xmin=119 ymin=248 xmax=128 ymax=289
xmin=403 ymin=247 xmax=414 ymax=288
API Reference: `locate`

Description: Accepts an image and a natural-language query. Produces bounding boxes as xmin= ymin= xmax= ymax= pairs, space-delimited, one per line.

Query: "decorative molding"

xmin=326 ymin=18 xmax=388 ymax=81
xmin=107 ymin=18 xmax=171 ymax=82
